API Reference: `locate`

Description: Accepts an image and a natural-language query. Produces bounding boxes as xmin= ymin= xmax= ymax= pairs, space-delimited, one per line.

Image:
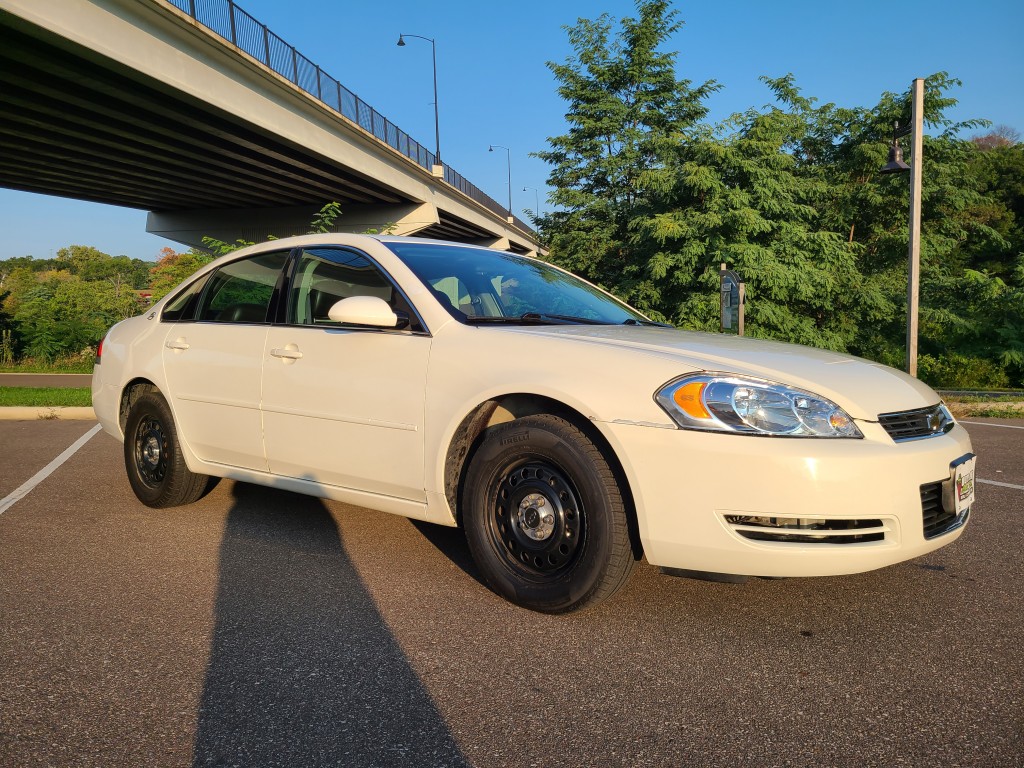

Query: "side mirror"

xmin=327 ymin=296 xmax=399 ymax=328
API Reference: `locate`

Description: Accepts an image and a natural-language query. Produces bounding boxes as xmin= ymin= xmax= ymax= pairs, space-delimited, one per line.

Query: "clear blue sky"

xmin=2 ymin=0 xmax=1022 ymax=261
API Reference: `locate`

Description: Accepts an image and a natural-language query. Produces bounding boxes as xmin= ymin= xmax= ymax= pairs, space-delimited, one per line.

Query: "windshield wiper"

xmin=465 ymin=312 xmax=608 ymax=325
xmin=622 ymin=318 xmax=674 ymax=327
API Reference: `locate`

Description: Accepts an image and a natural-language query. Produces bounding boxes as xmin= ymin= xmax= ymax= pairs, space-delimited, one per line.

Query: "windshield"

xmin=384 ymin=242 xmax=650 ymax=325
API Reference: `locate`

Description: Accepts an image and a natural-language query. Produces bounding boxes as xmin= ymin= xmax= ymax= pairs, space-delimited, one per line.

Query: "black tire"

xmin=123 ymin=391 xmax=209 ymax=508
xmin=463 ymin=414 xmax=636 ymax=613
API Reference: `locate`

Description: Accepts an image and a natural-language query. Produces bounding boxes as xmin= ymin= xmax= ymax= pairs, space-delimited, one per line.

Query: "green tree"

xmin=10 ymin=271 xmax=138 ymax=360
xmin=534 ymin=0 xmax=717 ymax=309
xmin=0 ymin=255 xmax=61 ymax=289
xmin=308 ymin=201 xmax=341 ymax=233
xmin=148 ymin=247 xmax=215 ymax=302
xmin=771 ymin=73 xmax=996 ymax=368
xmin=961 ymin=139 xmax=1024 ymax=278
xmin=630 ymin=77 xmax=865 ymax=348
xmin=56 ymin=245 xmax=110 ymax=275
xmin=537 ymin=15 xmax=1020 ymax=385
xmin=52 ymin=245 xmax=147 ymax=286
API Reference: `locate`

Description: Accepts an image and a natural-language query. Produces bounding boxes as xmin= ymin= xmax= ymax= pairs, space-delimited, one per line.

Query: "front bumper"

xmin=597 ymin=419 xmax=974 ymax=577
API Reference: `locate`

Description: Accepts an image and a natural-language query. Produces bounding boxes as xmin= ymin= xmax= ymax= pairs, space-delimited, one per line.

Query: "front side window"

xmin=287 ymin=248 xmax=422 ymax=331
xmin=197 ymin=251 xmax=289 ymax=323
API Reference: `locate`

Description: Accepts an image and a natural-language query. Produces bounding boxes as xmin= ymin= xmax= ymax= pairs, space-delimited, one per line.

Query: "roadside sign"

xmin=719 ymin=263 xmax=745 ymax=335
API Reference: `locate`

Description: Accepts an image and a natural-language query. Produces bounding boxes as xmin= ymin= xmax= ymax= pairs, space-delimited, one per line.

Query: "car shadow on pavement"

xmin=191 ymin=483 xmax=470 ymax=768
xmin=407 ymin=519 xmax=488 ymax=589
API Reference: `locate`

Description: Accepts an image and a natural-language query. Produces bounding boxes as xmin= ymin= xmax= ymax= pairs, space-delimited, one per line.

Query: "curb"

xmin=0 ymin=407 xmax=97 ymax=421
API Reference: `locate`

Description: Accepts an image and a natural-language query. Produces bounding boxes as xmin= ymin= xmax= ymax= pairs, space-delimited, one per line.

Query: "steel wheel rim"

xmin=133 ymin=414 xmax=168 ymax=488
xmin=487 ymin=461 xmax=586 ymax=578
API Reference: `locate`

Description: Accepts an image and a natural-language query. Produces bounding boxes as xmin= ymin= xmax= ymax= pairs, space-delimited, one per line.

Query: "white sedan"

xmin=92 ymin=234 xmax=976 ymax=612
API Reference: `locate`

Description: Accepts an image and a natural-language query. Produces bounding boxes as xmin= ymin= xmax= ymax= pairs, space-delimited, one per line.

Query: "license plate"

xmin=950 ymin=454 xmax=976 ymax=514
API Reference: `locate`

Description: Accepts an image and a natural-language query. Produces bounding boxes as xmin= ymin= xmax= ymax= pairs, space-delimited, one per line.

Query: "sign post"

xmin=905 ymin=78 xmax=924 ymax=377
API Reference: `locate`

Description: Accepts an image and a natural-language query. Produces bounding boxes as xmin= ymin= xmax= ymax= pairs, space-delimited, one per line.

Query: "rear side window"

xmin=197 ymin=251 xmax=289 ymax=323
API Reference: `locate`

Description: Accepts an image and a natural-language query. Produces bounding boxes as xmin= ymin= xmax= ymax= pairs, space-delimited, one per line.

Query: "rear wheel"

xmin=463 ymin=414 xmax=635 ymax=613
xmin=124 ymin=391 xmax=208 ymax=508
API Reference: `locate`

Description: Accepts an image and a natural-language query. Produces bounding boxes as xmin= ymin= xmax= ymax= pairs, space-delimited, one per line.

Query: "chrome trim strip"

xmin=730 ymin=524 xmax=889 ymax=537
xmin=609 ymin=419 xmax=676 ymax=430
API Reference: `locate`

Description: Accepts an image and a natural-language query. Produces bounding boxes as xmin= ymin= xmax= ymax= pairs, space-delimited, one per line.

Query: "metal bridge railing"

xmin=166 ymin=0 xmax=536 ymax=236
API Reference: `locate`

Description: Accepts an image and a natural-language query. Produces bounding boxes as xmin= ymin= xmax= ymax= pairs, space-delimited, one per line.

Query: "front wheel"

xmin=463 ymin=414 xmax=636 ymax=613
xmin=123 ymin=391 xmax=209 ymax=508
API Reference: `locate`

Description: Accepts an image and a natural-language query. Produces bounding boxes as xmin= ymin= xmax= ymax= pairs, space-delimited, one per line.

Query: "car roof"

xmin=206 ymin=234 xmax=539 ymax=273
xmin=231 ymin=233 xmax=496 ymax=252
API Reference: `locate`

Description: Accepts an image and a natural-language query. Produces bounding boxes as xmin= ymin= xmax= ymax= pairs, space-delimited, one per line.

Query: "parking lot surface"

xmin=1 ymin=419 xmax=1021 ymax=767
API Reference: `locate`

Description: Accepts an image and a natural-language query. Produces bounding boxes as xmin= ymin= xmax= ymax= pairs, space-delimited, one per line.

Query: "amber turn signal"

xmin=672 ymin=381 xmax=711 ymax=419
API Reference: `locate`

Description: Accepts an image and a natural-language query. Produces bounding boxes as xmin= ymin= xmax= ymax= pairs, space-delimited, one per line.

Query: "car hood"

xmin=501 ymin=325 xmax=939 ymax=420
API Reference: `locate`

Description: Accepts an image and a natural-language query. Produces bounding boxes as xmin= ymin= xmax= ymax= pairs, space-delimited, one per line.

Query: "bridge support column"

xmin=467 ymin=235 xmax=511 ymax=251
xmin=146 ymin=202 xmax=438 ymax=250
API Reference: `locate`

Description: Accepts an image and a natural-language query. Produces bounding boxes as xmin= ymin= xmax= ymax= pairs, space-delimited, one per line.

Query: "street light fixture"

xmin=489 ymin=144 xmax=513 ymax=222
xmin=879 ymin=121 xmax=912 ymax=174
xmin=877 ymin=78 xmax=925 ymax=377
xmin=397 ymin=33 xmax=442 ymax=176
xmin=522 ymin=186 xmax=540 ymax=219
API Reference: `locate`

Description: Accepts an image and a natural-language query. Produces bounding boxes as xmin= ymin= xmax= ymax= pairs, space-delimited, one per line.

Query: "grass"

xmin=0 ymin=387 xmax=92 ymax=407
xmin=0 ymin=357 xmax=94 ymax=374
xmin=944 ymin=394 xmax=1024 ymax=419
xmin=946 ymin=401 xmax=1024 ymax=419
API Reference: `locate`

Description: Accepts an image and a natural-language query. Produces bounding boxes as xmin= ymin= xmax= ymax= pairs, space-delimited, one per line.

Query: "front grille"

xmin=723 ymin=515 xmax=887 ymax=544
xmin=878 ymin=404 xmax=954 ymax=442
xmin=921 ymin=481 xmax=964 ymax=538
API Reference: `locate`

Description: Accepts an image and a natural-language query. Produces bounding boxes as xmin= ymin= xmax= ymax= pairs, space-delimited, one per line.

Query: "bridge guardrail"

xmin=167 ymin=0 xmax=537 ymax=237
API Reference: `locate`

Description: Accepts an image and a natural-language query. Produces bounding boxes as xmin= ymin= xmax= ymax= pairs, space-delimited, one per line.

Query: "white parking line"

xmin=978 ymin=478 xmax=1024 ymax=491
xmin=961 ymin=420 xmax=1024 ymax=430
xmin=0 ymin=423 xmax=102 ymax=515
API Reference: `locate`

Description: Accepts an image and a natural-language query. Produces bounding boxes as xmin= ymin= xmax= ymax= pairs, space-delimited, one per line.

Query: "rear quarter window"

xmin=196 ymin=251 xmax=289 ymax=323
xmin=161 ymin=274 xmax=210 ymax=323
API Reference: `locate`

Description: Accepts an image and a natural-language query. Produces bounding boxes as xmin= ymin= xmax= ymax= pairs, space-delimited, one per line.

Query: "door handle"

xmin=270 ymin=345 xmax=303 ymax=360
xmin=165 ymin=338 xmax=190 ymax=351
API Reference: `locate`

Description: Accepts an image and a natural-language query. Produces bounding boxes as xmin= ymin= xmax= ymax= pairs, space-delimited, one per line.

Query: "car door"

xmin=162 ymin=249 xmax=289 ymax=471
xmin=261 ymin=247 xmax=431 ymax=501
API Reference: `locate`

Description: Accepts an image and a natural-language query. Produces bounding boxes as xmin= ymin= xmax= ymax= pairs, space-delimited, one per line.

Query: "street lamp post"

xmin=489 ymin=144 xmax=513 ymax=222
xmin=522 ymin=186 xmax=540 ymax=219
xmin=397 ymin=33 xmax=442 ymax=176
xmin=879 ymin=78 xmax=925 ymax=377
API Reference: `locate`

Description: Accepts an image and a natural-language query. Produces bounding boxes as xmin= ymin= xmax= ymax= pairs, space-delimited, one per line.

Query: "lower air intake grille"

xmin=723 ymin=515 xmax=886 ymax=544
xmin=921 ymin=481 xmax=963 ymax=539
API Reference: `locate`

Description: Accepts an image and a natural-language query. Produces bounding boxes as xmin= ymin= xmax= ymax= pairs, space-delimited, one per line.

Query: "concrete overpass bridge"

xmin=0 ymin=0 xmax=543 ymax=255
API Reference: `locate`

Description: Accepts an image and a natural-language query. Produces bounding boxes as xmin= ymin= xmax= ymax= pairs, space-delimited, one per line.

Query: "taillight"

xmin=96 ymin=336 xmax=104 ymax=364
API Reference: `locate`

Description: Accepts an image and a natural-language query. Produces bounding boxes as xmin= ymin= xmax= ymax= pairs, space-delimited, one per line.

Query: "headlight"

xmin=656 ymin=373 xmax=863 ymax=438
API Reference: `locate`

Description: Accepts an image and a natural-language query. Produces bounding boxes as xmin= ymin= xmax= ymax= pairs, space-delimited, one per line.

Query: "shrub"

xmin=917 ymin=353 xmax=1011 ymax=389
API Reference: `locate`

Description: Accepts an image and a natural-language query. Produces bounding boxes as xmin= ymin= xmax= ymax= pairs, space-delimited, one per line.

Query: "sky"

xmin=2 ymin=0 xmax=1022 ymax=261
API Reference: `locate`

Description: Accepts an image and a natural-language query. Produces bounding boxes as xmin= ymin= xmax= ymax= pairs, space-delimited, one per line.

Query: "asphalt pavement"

xmin=1 ymin=419 xmax=1021 ymax=767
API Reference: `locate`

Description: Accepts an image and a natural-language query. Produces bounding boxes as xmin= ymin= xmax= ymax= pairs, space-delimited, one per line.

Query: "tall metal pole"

xmin=505 ymin=154 xmax=512 ymax=219
xmin=430 ymin=39 xmax=441 ymax=169
xmin=397 ymin=34 xmax=442 ymax=173
xmin=906 ymin=78 xmax=924 ymax=377
xmin=523 ymin=186 xmax=540 ymax=217
xmin=490 ymin=144 xmax=512 ymax=220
